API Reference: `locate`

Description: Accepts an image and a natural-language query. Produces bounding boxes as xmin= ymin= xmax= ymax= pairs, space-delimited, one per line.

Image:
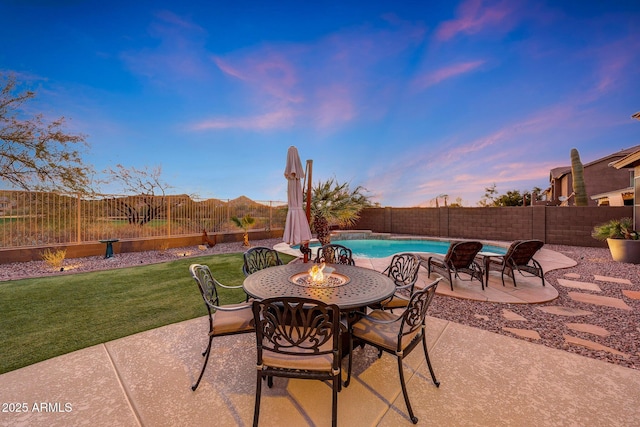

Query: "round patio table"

xmin=243 ymin=263 xmax=396 ymax=310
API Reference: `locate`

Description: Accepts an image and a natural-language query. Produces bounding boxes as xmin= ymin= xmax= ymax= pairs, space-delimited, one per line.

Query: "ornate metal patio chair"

xmin=252 ymin=297 xmax=343 ymax=427
xmin=423 ymin=241 xmax=484 ymax=291
xmin=189 ymin=264 xmax=254 ymax=391
xmin=486 ymin=240 xmax=545 ymax=287
xmin=314 ymin=243 xmax=355 ymax=265
xmin=242 ymin=246 xmax=283 ymax=276
xmin=347 ymin=278 xmax=442 ymax=424
xmin=374 ymin=252 xmax=422 ymax=311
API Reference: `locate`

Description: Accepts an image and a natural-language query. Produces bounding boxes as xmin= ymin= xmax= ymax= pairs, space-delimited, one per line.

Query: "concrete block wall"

xmin=351 ymin=206 xmax=633 ymax=247
xmin=544 ymin=206 xmax=630 ymax=246
xmin=353 ymin=208 xmax=386 ymax=233
xmin=446 ymin=207 xmax=533 ymax=241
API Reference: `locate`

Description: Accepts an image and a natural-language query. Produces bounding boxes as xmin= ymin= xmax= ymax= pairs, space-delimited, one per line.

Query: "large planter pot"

xmin=606 ymin=238 xmax=640 ymax=264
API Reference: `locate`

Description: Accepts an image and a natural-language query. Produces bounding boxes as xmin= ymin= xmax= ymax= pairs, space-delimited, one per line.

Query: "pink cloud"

xmin=413 ymin=60 xmax=485 ymax=90
xmin=212 ymin=57 xmax=246 ymax=81
xmin=312 ymin=85 xmax=356 ymax=129
xmin=492 ymin=162 xmax=556 ymax=182
xmin=435 ymin=103 xmax=579 ymax=166
xmin=190 ymin=109 xmax=296 ymax=131
xmin=154 ymin=10 xmax=206 ymax=33
xmin=206 ymin=19 xmax=425 ymax=131
xmin=214 ymin=52 xmax=303 ymax=104
xmin=395 ymin=159 xmax=554 ymax=207
xmin=590 ymin=37 xmax=640 ymax=96
xmin=371 ymin=103 xmax=582 ymax=204
xmin=436 ymin=0 xmax=516 ymax=41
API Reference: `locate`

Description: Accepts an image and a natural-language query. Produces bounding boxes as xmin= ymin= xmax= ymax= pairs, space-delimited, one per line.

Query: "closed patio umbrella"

xmin=283 ymin=146 xmax=312 ymax=252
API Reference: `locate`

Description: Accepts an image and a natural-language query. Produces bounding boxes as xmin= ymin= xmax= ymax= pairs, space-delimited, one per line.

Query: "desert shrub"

xmin=41 ymin=249 xmax=67 ymax=270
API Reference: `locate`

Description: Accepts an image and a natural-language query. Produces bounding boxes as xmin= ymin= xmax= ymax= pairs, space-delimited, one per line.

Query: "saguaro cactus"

xmin=571 ymin=148 xmax=588 ymax=206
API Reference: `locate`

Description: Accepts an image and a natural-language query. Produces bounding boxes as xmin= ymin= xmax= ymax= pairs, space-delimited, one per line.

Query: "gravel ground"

xmin=1 ymin=240 xmax=638 ymax=370
xmin=0 ymin=238 xmax=284 ymax=281
xmin=429 ymin=244 xmax=640 ymax=371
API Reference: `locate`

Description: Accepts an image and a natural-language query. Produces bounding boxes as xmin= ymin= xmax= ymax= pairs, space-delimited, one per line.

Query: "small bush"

xmin=592 ymin=217 xmax=639 ymax=240
xmin=41 ymin=249 xmax=67 ymax=270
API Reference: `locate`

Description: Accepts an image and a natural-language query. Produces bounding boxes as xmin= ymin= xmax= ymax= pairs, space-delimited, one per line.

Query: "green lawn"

xmin=0 ymin=252 xmax=294 ymax=374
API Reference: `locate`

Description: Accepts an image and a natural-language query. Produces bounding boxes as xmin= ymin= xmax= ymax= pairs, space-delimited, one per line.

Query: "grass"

xmin=0 ymin=252 xmax=295 ymax=374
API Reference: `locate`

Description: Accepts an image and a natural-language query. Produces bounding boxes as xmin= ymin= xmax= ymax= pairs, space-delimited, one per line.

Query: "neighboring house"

xmin=610 ymin=148 xmax=640 ymax=231
xmin=547 ymin=145 xmax=640 ymax=206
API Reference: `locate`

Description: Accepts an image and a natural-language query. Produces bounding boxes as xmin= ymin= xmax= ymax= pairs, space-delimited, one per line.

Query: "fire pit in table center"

xmin=289 ymin=263 xmax=351 ymax=288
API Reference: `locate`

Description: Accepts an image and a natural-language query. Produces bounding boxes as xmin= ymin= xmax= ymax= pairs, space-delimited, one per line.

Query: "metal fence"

xmin=0 ymin=190 xmax=288 ymax=248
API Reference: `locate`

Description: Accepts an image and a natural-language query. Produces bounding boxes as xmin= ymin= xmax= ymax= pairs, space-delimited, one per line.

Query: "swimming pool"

xmin=293 ymin=239 xmax=507 ymax=259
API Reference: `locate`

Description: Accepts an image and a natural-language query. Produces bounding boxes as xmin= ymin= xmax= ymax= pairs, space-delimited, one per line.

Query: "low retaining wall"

xmin=350 ymin=206 xmax=633 ymax=247
xmin=0 ymin=229 xmax=283 ymax=264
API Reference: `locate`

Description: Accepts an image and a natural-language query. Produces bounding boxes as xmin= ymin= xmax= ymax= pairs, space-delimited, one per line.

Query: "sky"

xmin=1 ymin=0 xmax=639 ymax=206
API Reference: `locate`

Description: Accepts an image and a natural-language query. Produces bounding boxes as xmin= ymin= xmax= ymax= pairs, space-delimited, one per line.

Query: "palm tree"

xmin=231 ymin=214 xmax=255 ymax=246
xmin=306 ymin=178 xmax=372 ymax=245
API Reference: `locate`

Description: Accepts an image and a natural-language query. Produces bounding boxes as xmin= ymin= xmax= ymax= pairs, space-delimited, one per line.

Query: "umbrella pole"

xmin=303 ymin=159 xmax=313 ymax=263
xmin=305 ymin=160 xmax=313 ymax=223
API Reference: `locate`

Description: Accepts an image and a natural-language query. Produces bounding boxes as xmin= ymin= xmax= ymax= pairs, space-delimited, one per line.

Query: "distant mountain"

xmin=176 ymin=195 xmax=281 ymax=207
xmin=198 ymin=197 xmax=226 ymax=205
xmin=228 ymin=195 xmax=261 ymax=207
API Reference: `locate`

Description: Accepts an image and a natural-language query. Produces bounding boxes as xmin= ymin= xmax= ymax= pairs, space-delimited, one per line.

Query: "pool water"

xmin=294 ymin=239 xmax=506 ymax=259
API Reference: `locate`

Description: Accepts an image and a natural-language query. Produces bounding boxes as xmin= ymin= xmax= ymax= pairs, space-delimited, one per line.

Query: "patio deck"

xmin=1 ymin=314 xmax=639 ymax=426
xmin=1 ymin=248 xmax=639 ymax=426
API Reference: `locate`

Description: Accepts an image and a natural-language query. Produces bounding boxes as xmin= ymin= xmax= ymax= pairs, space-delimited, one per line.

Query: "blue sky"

xmin=1 ymin=0 xmax=639 ymax=206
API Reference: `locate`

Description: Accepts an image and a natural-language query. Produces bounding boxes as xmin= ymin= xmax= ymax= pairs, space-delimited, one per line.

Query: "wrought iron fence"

xmin=0 ymin=190 xmax=288 ymax=248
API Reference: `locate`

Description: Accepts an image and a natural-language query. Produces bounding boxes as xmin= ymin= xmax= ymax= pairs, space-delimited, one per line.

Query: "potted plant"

xmin=592 ymin=217 xmax=640 ymax=264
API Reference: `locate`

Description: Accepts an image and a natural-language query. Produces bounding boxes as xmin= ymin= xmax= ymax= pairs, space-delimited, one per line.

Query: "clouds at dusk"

xmin=1 ymin=0 xmax=639 ymax=206
xmin=435 ymin=0 xmax=519 ymax=41
xmin=412 ymin=60 xmax=486 ymax=91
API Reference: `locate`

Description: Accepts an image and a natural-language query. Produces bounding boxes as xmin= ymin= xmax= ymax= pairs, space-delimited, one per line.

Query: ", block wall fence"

xmin=350 ymin=206 xmax=633 ymax=247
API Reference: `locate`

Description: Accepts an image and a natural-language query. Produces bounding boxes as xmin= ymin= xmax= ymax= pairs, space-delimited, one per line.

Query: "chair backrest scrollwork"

xmin=243 ymin=247 xmax=283 ymax=276
xmin=397 ymin=279 xmax=440 ymax=348
xmin=385 ymin=253 xmax=421 ymax=291
xmin=190 ymin=264 xmax=221 ymax=314
xmin=253 ymin=297 xmax=341 ymax=360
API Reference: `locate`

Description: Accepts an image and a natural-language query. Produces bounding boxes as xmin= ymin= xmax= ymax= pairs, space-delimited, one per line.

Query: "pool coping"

xmin=274 ymin=231 xmax=510 ymax=259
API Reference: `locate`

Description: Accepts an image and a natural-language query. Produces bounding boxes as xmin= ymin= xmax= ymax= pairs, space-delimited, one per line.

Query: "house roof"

xmin=550 ymin=166 xmax=571 ymax=180
xmin=611 ymin=149 xmax=640 ymax=169
xmin=549 ymin=144 xmax=640 ymax=179
xmin=584 ymin=144 xmax=640 ymax=167
xmin=591 ymin=187 xmax=634 ymax=200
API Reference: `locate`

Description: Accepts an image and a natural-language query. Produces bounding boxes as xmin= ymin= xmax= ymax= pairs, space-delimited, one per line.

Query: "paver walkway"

xmin=356 ymin=247 xmax=638 ymax=365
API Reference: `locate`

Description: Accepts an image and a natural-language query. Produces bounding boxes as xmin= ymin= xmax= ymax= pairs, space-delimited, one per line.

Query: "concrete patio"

xmin=1 ymin=247 xmax=639 ymax=426
xmin=2 ymin=314 xmax=639 ymax=426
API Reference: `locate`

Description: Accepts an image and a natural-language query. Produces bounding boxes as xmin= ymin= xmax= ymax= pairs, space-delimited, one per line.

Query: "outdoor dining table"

xmin=242 ymin=262 xmax=396 ymax=311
